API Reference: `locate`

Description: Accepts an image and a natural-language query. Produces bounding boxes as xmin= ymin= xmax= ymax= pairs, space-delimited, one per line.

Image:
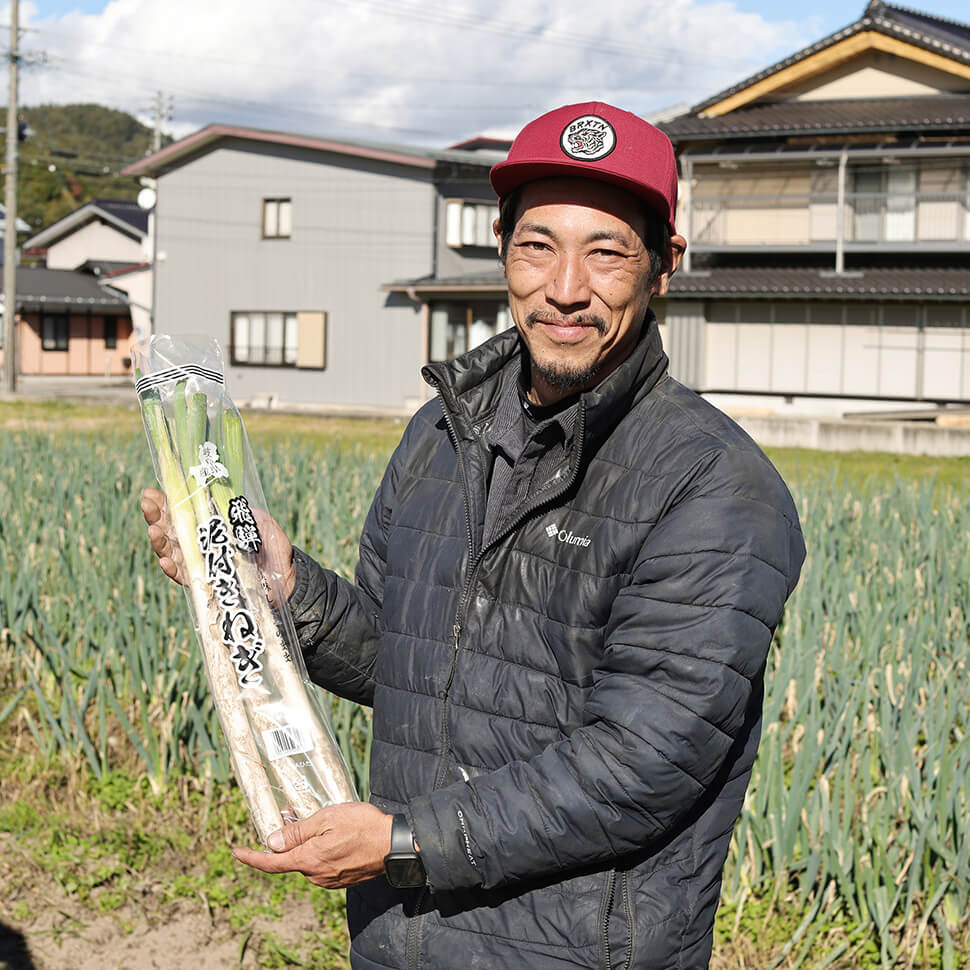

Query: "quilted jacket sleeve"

xmin=408 ymin=445 xmax=806 ymax=893
xmin=287 ymin=414 xmax=420 ymax=707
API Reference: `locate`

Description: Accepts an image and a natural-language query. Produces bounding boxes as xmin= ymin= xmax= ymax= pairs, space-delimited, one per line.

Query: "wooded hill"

xmin=1 ymin=103 xmax=170 ymax=232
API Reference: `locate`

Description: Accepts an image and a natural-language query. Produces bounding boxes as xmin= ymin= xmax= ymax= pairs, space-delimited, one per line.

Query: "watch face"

xmin=385 ymin=854 xmax=426 ymax=888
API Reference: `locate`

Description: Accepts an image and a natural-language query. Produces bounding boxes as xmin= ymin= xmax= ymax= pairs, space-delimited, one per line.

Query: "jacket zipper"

xmin=600 ymin=869 xmax=617 ymax=970
xmin=406 ymin=387 xmax=477 ymax=970
xmin=622 ymin=870 xmax=635 ymax=970
xmin=406 ymin=387 xmax=588 ymax=970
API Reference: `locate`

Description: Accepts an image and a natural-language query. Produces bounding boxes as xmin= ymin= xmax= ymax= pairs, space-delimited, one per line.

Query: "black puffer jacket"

xmin=289 ymin=319 xmax=805 ymax=970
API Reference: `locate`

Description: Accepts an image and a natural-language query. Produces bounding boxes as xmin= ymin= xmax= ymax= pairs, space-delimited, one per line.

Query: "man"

xmin=145 ymin=102 xmax=804 ymax=969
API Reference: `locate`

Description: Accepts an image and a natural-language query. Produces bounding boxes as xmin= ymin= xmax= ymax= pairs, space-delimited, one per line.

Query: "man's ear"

xmin=651 ymin=234 xmax=686 ymax=297
xmin=493 ymin=217 xmax=508 ymax=276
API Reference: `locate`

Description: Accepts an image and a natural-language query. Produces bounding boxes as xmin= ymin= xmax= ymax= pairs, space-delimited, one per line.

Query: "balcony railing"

xmin=688 ymin=191 xmax=970 ymax=247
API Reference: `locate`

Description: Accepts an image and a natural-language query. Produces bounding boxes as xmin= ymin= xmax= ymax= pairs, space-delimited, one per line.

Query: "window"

xmin=42 ymin=314 xmax=69 ymax=351
xmin=429 ymin=301 xmax=510 ymax=361
xmin=232 ymin=311 xmax=297 ymax=365
xmin=851 ymin=165 xmax=916 ymax=242
xmin=262 ymin=198 xmax=292 ymax=239
xmin=231 ymin=311 xmax=326 ymax=368
xmin=104 ymin=318 xmax=117 ymax=349
xmin=445 ymin=200 xmax=499 ymax=248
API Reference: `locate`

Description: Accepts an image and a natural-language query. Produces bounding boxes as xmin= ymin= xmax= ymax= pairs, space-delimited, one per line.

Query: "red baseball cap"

xmin=490 ymin=102 xmax=678 ymax=235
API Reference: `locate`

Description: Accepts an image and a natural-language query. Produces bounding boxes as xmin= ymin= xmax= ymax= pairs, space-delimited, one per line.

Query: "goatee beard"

xmin=525 ymin=311 xmax=607 ymax=393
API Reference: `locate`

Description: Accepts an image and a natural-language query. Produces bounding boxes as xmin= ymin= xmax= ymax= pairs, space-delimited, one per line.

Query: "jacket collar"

xmin=422 ymin=311 xmax=669 ymax=448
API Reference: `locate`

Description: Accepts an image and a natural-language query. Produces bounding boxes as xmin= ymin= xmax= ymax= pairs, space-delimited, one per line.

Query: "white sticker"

xmin=262 ymin=723 xmax=313 ymax=761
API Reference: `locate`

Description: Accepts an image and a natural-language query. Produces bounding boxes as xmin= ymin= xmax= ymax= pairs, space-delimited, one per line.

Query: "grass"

xmin=764 ymin=446 xmax=970 ymax=491
xmin=0 ymin=398 xmax=968 ymax=968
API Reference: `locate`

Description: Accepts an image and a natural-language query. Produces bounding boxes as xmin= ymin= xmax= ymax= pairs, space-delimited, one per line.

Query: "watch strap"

xmin=389 ymin=813 xmax=417 ymax=855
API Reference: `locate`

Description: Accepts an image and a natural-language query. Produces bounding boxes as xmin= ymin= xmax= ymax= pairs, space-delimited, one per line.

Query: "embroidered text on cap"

xmin=560 ymin=115 xmax=616 ymax=161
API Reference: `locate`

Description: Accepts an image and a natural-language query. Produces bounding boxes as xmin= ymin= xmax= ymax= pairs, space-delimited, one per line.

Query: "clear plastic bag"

xmin=134 ymin=333 xmax=358 ymax=843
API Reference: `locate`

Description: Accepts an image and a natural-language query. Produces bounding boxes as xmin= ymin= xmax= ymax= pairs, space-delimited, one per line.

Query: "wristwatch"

xmin=384 ymin=813 xmax=427 ymax=888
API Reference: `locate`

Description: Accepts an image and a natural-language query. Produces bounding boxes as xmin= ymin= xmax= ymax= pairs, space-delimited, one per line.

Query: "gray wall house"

xmin=124 ymin=127 xmax=505 ymax=412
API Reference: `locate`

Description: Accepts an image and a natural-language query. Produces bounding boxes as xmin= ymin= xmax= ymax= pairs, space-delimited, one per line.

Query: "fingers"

xmin=141 ymin=488 xmax=186 ymax=586
xmin=232 ymin=844 xmax=306 ymax=875
xmin=268 ymin=811 xmax=328 ymax=852
xmin=251 ymin=507 xmax=295 ymax=601
xmin=141 ymin=487 xmax=166 ymax=526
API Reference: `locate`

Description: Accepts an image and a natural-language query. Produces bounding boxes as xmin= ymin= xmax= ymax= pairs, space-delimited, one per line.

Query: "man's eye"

xmin=592 ymin=248 xmax=623 ymax=258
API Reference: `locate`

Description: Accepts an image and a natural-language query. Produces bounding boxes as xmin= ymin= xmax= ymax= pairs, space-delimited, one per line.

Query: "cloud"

xmin=10 ymin=0 xmax=809 ymax=151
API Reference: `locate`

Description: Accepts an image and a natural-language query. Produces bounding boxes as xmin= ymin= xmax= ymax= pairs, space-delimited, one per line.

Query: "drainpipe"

xmin=835 ymin=149 xmax=848 ymax=274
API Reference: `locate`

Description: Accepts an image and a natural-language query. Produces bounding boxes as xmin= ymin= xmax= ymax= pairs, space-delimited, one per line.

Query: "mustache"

xmin=525 ymin=311 xmax=607 ymax=335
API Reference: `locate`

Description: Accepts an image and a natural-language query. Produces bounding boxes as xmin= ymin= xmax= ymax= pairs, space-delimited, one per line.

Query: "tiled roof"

xmin=668 ymin=265 xmax=970 ymax=300
xmin=691 ymin=2 xmax=970 ymax=116
xmin=93 ymin=199 xmax=149 ymax=235
xmin=4 ymin=267 xmax=130 ymax=311
xmin=383 ymin=270 xmax=506 ymax=292
xmin=660 ymin=94 xmax=970 ymax=140
xmin=385 ymin=265 xmax=970 ymax=301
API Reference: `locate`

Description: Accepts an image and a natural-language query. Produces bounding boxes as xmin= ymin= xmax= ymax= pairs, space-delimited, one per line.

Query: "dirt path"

xmin=0 ymin=832 xmax=349 ymax=970
xmin=2 ymin=888 xmax=335 ymax=970
xmin=2 ymin=897 xmax=327 ymax=970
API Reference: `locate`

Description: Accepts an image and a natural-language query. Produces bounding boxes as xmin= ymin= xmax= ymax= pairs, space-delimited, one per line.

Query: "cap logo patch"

xmin=560 ymin=115 xmax=616 ymax=161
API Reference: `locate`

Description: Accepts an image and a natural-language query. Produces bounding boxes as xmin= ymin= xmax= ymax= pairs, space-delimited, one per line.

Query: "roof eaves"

xmin=878 ymin=3 xmax=970 ymax=43
xmin=871 ymin=8 xmax=970 ymax=63
xmin=122 ymin=123 xmax=441 ymax=177
xmin=24 ymin=203 xmax=146 ymax=249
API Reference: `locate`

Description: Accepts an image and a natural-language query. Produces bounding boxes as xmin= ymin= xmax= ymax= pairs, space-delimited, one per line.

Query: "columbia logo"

xmin=544 ymin=522 xmax=592 ymax=548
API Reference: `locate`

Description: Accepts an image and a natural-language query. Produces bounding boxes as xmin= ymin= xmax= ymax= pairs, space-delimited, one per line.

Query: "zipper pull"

xmin=453 ymin=623 xmax=461 ymax=651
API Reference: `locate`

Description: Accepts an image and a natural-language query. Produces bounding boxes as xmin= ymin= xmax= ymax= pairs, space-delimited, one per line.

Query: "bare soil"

xmin=0 ymin=832 xmax=349 ymax=970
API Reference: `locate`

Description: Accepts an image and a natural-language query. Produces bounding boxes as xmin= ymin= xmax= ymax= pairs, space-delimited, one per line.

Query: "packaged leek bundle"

xmin=134 ymin=333 xmax=358 ymax=843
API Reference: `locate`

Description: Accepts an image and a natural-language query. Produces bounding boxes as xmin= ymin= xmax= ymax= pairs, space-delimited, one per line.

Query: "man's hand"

xmin=232 ymin=802 xmax=394 ymax=889
xmin=140 ymin=487 xmax=296 ymax=602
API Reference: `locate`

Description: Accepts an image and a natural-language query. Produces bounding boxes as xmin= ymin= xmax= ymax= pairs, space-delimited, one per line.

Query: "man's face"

xmin=496 ymin=177 xmax=681 ymax=405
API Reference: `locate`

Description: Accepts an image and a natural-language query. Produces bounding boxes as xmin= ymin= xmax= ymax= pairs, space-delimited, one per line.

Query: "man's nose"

xmin=545 ymin=252 xmax=590 ymax=310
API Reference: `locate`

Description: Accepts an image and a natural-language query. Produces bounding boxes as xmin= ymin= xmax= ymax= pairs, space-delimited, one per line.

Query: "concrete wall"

xmin=154 ymin=140 xmax=436 ymax=410
xmin=46 ymin=222 xmax=145 ymax=270
xmin=736 ymin=414 xmax=970 ymax=457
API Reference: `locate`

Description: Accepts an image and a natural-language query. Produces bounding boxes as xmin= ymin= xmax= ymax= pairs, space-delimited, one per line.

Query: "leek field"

xmin=0 ymin=402 xmax=967 ymax=969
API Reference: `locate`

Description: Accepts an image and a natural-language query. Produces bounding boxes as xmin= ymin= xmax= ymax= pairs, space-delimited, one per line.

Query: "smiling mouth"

xmin=527 ymin=312 xmax=607 ymax=338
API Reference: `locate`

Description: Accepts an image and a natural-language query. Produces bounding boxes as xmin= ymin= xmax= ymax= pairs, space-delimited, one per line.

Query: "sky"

xmin=4 ymin=0 xmax=969 ymax=161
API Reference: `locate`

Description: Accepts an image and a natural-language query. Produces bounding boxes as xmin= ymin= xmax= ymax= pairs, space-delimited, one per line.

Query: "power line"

xmin=25 ymin=8 xmax=762 ymax=81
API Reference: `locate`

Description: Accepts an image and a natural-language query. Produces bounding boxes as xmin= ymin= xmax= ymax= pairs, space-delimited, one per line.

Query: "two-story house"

xmin=657 ymin=0 xmax=970 ymax=414
xmin=123 ymin=127 xmax=504 ymax=412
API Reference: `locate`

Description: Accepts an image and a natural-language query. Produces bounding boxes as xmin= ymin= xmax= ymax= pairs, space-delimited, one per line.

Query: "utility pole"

xmin=2 ymin=0 xmax=18 ymax=393
xmin=151 ymin=90 xmax=173 ymax=153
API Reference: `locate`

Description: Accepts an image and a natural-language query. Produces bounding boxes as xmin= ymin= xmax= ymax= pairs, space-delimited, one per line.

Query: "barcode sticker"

xmin=262 ymin=724 xmax=313 ymax=761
